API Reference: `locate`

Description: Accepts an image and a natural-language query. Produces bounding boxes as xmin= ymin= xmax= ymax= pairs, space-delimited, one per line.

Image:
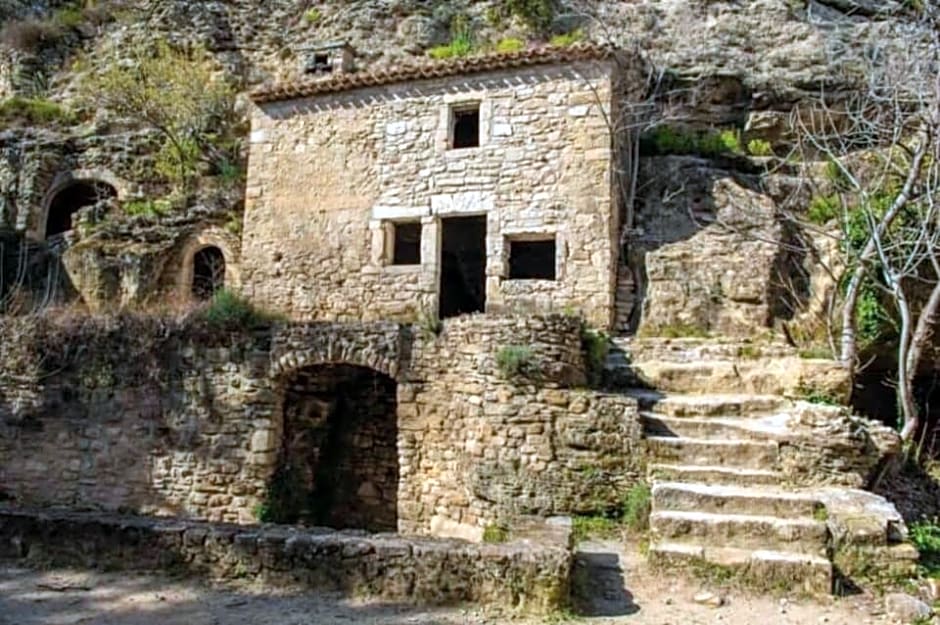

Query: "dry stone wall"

xmin=0 ymin=313 xmax=644 ymax=536
xmin=0 ymin=506 xmax=573 ymax=615
xmin=242 ymin=61 xmax=623 ymax=329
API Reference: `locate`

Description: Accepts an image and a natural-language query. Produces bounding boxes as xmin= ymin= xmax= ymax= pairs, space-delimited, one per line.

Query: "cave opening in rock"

xmin=191 ymin=246 xmax=226 ymax=300
xmin=274 ymin=364 xmax=399 ymax=531
xmin=45 ymin=180 xmax=116 ymax=239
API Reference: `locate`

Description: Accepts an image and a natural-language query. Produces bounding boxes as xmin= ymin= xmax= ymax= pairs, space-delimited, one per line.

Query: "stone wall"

xmin=242 ymin=61 xmax=623 ymax=329
xmin=0 ymin=507 xmax=573 ymax=615
xmin=0 ymin=313 xmax=645 ymax=536
xmin=0 ymin=316 xmax=278 ymax=524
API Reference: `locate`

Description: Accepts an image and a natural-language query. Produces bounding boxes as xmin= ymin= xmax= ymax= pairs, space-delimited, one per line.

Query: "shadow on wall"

xmin=264 ymin=363 xmax=399 ymax=532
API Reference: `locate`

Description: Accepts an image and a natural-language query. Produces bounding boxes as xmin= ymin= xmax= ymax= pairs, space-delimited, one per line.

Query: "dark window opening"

xmin=313 ymin=53 xmax=331 ymax=72
xmin=192 ymin=246 xmax=226 ymax=300
xmin=509 ymin=238 xmax=557 ymax=280
xmin=391 ymin=222 xmax=421 ymax=265
xmin=45 ymin=180 xmax=116 ymax=239
xmin=276 ymin=364 xmax=399 ymax=531
xmin=451 ymin=107 xmax=480 ymax=149
xmin=439 ymin=215 xmax=486 ymax=319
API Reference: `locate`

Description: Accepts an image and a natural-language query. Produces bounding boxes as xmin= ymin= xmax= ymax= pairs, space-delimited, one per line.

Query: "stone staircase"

xmin=604 ymin=337 xmax=911 ymax=595
xmin=634 ymin=389 xmax=833 ymax=593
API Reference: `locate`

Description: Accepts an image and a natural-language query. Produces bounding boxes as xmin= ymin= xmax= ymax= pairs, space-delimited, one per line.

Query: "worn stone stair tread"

xmin=652 ymin=482 xmax=824 ymax=518
xmin=626 ymin=389 xmax=787 ymax=416
xmin=648 ymin=463 xmax=783 ymax=486
xmin=650 ymin=541 xmax=831 ymax=567
xmin=650 ymin=510 xmax=828 ymax=554
xmin=650 ymin=509 xmax=824 ymax=529
xmin=646 ymin=436 xmax=778 ymax=469
xmin=641 ymin=413 xmax=792 ymax=439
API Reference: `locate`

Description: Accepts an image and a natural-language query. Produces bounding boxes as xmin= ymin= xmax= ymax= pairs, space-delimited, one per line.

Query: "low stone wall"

xmin=0 ymin=507 xmax=573 ymax=615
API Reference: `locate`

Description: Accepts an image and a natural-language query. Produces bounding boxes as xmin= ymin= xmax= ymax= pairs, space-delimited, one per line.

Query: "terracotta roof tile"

xmin=250 ymin=42 xmax=614 ymax=104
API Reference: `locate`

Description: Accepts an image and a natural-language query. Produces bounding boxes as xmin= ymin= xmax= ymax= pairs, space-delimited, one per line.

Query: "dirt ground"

xmin=0 ymin=541 xmax=900 ymax=625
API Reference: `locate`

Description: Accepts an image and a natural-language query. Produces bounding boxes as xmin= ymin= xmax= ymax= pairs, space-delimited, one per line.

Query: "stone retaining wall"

xmin=0 ymin=507 xmax=573 ymax=615
xmin=0 ymin=313 xmax=644 ymax=534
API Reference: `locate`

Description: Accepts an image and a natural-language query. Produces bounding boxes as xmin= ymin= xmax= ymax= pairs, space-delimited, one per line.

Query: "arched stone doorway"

xmin=44 ymin=180 xmax=116 ymax=239
xmin=191 ymin=246 xmax=226 ymax=300
xmin=271 ymin=364 xmax=399 ymax=531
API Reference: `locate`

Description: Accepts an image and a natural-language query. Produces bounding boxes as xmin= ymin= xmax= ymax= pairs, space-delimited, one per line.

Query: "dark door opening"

xmin=275 ymin=364 xmax=399 ymax=532
xmin=439 ymin=215 xmax=486 ymax=319
xmin=191 ymin=246 xmax=226 ymax=300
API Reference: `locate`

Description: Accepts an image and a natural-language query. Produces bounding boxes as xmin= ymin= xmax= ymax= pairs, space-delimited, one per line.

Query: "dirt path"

xmin=0 ymin=543 xmax=894 ymax=625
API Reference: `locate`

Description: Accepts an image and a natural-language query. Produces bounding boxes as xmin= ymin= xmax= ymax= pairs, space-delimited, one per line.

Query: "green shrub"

xmin=428 ymin=13 xmax=474 ymax=59
xmin=639 ymin=125 xmax=744 ymax=158
xmin=482 ymin=523 xmax=510 ymax=543
xmin=549 ymin=28 xmax=583 ymax=47
xmin=496 ymin=344 xmax=537 ymax=379
xmin=303 ymin=8 xmax=321 ymax=23
xmin=495 ymin=37 xmax=525 ymax=53
xmin=806 ymin=194 xmax=840 ymax=225
xmin=795 ymin=383 xmax=842 ymax=406
xmin=572 ymin=514 xmax=621 ymax=542
xmin=123 ymin=197 xmax=173 ymax=218
xmin=199 ymin=289 xmax=281 ymax=329
xmin=0 ymin=97 xmax=75 ymax=127
xmin=642 ymin=322 xmax=710 ymax=339
xmin=54 ymin=5 xmax=85 ymax=28
xmin=747 ymin=138 xmax=774 ymax=156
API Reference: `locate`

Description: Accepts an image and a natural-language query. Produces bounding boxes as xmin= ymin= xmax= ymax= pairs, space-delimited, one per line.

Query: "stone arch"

xmin=175 ymin=227 xmax=241 ymax=300
xmin=37 ymin=170 xmax=127 ymax=240
xmin=271 ymin=351 xmax=400 ymax=383
xmin=271 ymin=363 xmax=399 ymax=531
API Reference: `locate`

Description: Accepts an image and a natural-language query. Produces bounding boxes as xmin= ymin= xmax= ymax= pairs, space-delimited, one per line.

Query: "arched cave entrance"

xmin=191 ymin=246 xmax=226 ymax=300
xmin=45 ymin=180 xmax=116 ymax=239
xmin=272 ymin=364 xmax=399 ymax=531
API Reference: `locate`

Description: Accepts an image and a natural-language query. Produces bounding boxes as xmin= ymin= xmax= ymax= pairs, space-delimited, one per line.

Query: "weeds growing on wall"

xmin=428 ymin=14 xmax=474 ymax=59
xmin=549 ymin=29 xmax=583 ymax=47
xmin=496 ymin=344 xmax=537 ymax=380
xmin=255 ymin=461 xmax=305 ymax=524
xmin=580 ymin=324 xmax=609 ymax=387
xmin=482 ymin=523 xmax=510 ymax=543
xmin=570 ymin=481 xmax=651 ymax=542
xmin=910 ymin=519 xmax=940 ymax=577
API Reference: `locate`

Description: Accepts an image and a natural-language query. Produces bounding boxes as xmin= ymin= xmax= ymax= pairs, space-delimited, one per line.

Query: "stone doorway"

xmin=191 ymin=246 xmax=226 ymax=299
xmin=275 ymin=364 xmax=399 ymax=532
xmin=439 ymin=215 xmax=487 ymax=319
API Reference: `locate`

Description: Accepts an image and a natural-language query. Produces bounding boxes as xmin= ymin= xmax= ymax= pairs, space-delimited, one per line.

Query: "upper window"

xmin=451 ymin=105 xmax=480 ymax=149
xmin=391 ymin=221 xmax=422 ymax=265
xmin=508 ymin=238 xmax=556 ymax=280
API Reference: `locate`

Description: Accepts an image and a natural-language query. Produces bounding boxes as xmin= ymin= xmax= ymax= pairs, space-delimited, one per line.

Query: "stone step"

xmin=652 ymin=482 xmax=825 ymax=519
xmin=627 ymin=389 xmax=787 ymax=417
xmin=605 ymin=358 xmax=848 ymax=398
xmin=649 ymin=541 xmax=832 ymax=595
xmin=648 ymin=464 xmax=783 ymax=487
xmin=650 ymin=510 xmax=829 ymax=556
xmin=610 ymin=337 xmax=798 ymax=362
xmin=641 ymin=413 xmax=791 ymax=440
xmin=645 ymin=436 xmax=778 ymax=470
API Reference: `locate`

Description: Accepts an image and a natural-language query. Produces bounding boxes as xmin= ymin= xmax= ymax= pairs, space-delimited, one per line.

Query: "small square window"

xmin=451 ymin=106 xmax=480 ymax=149
xmin=391 ymin=222 xmax=422 ymax=265
xmin=508 ymin=238 xmax=556 ymax=280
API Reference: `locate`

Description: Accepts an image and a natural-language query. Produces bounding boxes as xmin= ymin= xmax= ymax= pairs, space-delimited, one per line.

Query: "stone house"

xmin=243 ymin=44 xmax=634 ymax=330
